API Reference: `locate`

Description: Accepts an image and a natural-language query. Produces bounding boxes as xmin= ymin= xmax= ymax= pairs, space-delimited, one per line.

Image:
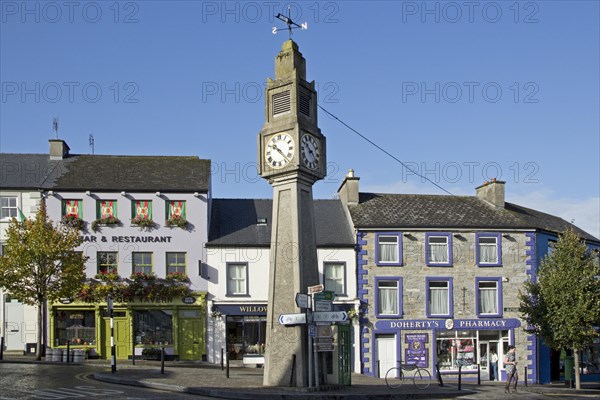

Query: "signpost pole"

xmin=308 ymin=293 xmax=313 ymax=388
xmin=108 ymin=295 xmax=116 ymax=373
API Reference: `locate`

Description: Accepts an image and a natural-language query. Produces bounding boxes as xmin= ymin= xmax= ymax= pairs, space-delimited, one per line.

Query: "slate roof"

xmin=0 ymin=153 xmax=211 ymax=192
xmin=207 ymin=199 xmax=355 ymax=247
xmin=348 ymin=193 xmax=599 ymax=242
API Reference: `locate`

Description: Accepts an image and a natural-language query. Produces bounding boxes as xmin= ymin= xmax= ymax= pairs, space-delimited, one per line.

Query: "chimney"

xmin=476 ymin=178 xmax=505 ymax=209
xmin=49 ymin=139 xmax=70 ymax=160
xmin=338 ymin=169 xmax=360 ymax=207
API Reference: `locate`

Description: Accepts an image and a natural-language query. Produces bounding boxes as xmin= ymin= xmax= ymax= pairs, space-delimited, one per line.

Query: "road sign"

xmin=314 ymin=300 xmax=332 ymax=312
xmin=313 ymin=311 xmax=347 ymax=323
xmin=314 ymin=291 xmax=335 ymax=301
xmin=308 ymin=284 xmax=324 ymax=294
xmin=316 ymin=343 xmax=335 ymax=352
xmin=278 ymin=313 xmax=306 ymax=325
xmin=295 ymin=293 xmax=311 ymax=309
xmin=309 ymin=324 xmax=316 ymax=338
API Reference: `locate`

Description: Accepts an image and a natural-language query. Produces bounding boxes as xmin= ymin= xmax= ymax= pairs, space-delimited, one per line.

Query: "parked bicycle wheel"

xmin=385 ymin=367 xmax=404 ymax=389
xmin=413 ymin=368 xmax=432 ymax=390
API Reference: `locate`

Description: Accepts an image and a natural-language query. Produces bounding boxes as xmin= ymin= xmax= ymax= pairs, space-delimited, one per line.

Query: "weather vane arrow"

xmin=272 ymin=5 xmax=308 ymax=38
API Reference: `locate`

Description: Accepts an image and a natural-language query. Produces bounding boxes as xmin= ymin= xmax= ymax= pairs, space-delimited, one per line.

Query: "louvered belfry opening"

xmin=299 ymin=90 xmax=311 ymax=117
xmin=272 ymin=90 xmax=291 ymax=116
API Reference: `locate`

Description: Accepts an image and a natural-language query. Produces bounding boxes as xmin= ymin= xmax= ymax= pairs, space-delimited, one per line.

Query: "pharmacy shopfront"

xmin=371 ymin=318 xmax=523 ymax=381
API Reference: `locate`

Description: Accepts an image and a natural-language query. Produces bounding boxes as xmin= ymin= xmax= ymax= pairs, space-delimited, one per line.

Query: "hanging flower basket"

xmin=91 ymin=216 xmax=121 ymax=232
xmin=62 ymin=215 xmax=85 ymax=230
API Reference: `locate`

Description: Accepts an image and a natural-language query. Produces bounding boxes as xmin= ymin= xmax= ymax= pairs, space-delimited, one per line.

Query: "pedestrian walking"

xmin=504 ymin=345 xmax=518 ymax=393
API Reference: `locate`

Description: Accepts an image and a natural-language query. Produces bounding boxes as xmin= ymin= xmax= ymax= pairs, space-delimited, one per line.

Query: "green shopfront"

xmin=50 ymin=294 xmax=206 ymax=361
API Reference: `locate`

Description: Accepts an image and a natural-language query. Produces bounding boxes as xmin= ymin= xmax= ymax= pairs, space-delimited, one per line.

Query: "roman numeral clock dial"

xmin=301 ymin=134 xmax=320 ymax=170
xmin=266 ymin=133 xmax=294 ymax=169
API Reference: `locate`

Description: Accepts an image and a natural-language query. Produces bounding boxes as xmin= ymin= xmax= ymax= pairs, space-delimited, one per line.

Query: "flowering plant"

xmin=94 ymin=269 xmax=120 ymax=282
xmin=91 ymin=216 xmax=121 ymax=232
xmin=165 ymin=272 xmax=189 ymax=283
xmin=130 ymin=271 xmax=157 ymax=282
xmin=62 ymin=214 xmax=85 ymax=230
xmin=165 ymin=214 xmax=188 ymax=228
xmin=131 ymin=216 xmax=155 ymax=229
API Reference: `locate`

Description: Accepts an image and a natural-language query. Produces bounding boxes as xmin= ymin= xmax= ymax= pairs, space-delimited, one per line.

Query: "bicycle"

xmin=385 ymin=363 xmax=432 ymax=390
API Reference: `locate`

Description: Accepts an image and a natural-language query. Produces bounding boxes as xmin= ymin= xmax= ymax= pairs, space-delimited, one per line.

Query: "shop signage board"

xmin=313 ymin=311 xmax=347 ymax=323
xmin=181 ymin=296 xmax=196 ymax=304
xmin=279 ymin=313 xmax=307 ymax=326
xmin=295 ymin=293 xmax=311 ymax=309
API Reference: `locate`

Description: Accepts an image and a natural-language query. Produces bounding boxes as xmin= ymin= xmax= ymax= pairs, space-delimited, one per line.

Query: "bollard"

xmin=132 ymin=336 xmax=136 ymax=366
xmin=226 ymin=352 xmax=230 ymax=378
xmin=66 ymin=341 xmax=70 ymax=363
xmin=458 ymin=365 xmax=462 ymax=391
xmin=377 ymin=360 xmax=381 ymax=378
xmin=221 ymin=348 xmax=224 ymax=371
xmin=477 ymin=363 xmax=481 ymax=385
xmin=524 ymin=366 xmax=528 ymax=387
xmin=0 ymin=336 xmax=4 ymax=361
xmin=160 ymin=346 xmax=165 ymax=374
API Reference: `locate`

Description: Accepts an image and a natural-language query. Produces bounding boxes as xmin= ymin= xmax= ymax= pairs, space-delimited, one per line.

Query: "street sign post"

xmin=295 ymin=293 xmax=311 ymax=309
xmin=278 ymin=313 xmax=307 ymax=325
xmin=314 ymin=291 xmax=335 ymax=301
xmin=308 ymin=284 xmax=324 ymax=294
xmin=314 ymin=300 xmax=332 ymax=312
xmin=313 ymin=311 xmax=348 ymax=323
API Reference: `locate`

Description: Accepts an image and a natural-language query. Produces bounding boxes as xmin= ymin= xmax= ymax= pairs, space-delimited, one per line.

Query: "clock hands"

xmin=272 ymin=143 xmax=291 ymax=163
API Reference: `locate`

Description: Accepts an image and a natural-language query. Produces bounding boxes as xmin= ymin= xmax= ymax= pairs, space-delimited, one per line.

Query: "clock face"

xmin=265 ymin=133 xmax=294 ymax=169
xmin=300 ymin=134 xmax=320 ymax=170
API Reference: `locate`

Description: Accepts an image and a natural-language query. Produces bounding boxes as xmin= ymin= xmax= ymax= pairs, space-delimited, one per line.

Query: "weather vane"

xmin=272 ymin=5 xmax=307 ymax=39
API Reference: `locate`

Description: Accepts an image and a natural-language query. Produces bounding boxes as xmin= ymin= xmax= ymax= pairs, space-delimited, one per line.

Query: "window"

xmin=133 ymin=310 xmax=173 ymax=345
xmin=324 ymin=262 xmax=345 ymax=295
xmin=375 ymin=233 xmax=402 ymax=265
xmin=547 ymin=240 xmax=557 ymax=257
xmin=1 ymin=197 xmax=17 ymax=219
xmin=62 ymin=199 xmax=82 ymax=218
xmin=132 ymin=252 xmax=153 ymax=274
xmin=476 ymin=233 xmax=502 ymax=266
xmin=132 ymin=200 xmax=153 ymax=220
xmin=476 ymin=277 xmax=503 ymax=317
xmin=97 ymin=200 xmax=117 ymax=218
xmin=426 ymin=277 xmax=453 ymax=317
xmin=167 ymin=200 xmax=186 ymax=220
xmin=97 ymin=252 xmax=118 ymax=273
xmin=426 ymin=233 xmax=452 ymax=266
xmin=227 ymin=263 xmax=248 ymax=296
xmin=166 ymin=252 xmax=186 ymax=274
xmin=375 ymin=277 xmax=402 ymax=317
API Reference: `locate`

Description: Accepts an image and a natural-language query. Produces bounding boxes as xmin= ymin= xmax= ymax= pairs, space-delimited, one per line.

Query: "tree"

xmin=519 ymin=228 xmax=600 ymax=389
xmin=0 ymin=200 xmax=86 ymax=360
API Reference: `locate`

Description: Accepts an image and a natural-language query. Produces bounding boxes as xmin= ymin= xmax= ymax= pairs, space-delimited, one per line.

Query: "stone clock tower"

xmin=258 ymin=40 xmax=326 ymax=387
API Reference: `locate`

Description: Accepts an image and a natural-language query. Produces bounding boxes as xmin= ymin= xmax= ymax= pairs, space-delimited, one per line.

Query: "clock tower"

xmin=259 ymin=40 xmax=326 ymax=387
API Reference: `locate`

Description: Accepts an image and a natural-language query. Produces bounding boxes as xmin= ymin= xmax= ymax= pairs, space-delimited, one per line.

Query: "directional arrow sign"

xmin=313 ymin=311 xmax=347 ymax=323
xmin=278 ymin=313 xmax=307 ymax=325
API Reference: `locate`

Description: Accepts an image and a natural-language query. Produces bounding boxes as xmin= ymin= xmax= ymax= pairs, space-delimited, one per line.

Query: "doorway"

xmin=479 ymin=341 xmax=490 ymax=380
xmin=376 ymin=334 xmax=396 ymax=378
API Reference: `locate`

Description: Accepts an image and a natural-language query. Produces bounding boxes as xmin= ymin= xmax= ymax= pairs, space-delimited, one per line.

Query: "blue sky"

xmin=1 ymin=1 xmax=599 ymax=238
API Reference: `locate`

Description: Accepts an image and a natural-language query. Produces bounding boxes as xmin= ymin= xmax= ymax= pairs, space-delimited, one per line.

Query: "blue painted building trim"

xmin=525 ymin=232 xmax=541 ymax=384
xmin=356 ymin=232 xmax=371 ymax=375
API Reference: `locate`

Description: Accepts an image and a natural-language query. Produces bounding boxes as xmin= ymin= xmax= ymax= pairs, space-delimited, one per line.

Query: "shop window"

xmin=324 ymin=262 xmax=345 ymax=295
xmin=375 ymin=277 xmax=402 ymax=317
xmin=54 ymin=310 xmax=96 ymax=346
xmin=436 ymin=331 xmax=476 ymax=371
xmin=226 ymin=315 xmax=266 ymax=360
xmin=133 ymin=310 xmax=173 ymax=345
xmin=166 ymin=252 xmax=186 ymax=274
xmin=476 ymin=277 xmax=502 ymax=317
xmin=426 ymin=233 xmax=452 ymax=266
xmin=1 ymin=196 xmax=18 ymax=219
xmin=426 ymin=277 xmax=453 ymax=317
xmin=97 ymin=252 xmax=118 ymax=273
xmin=375 ymin=233 xmax=402 ymax=265
xmin=132 ymin=252 xmax=153 ymax=274
xmin=227 ymin=262 xmax=248 ymax=296
xmin=476 ymin=233 xmax=502 ymax=266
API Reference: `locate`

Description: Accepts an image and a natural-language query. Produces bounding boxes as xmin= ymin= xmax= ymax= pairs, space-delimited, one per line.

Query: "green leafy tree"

xmin=519 ymin=229 xmax=600 ymax=389
xmin=0 ymin=200 xmax=86 ymax=360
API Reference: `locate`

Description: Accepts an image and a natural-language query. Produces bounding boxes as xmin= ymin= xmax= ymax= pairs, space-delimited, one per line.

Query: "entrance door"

xmin=337 ymin=324 xmax=351 ymax=385
xmin=5 ymin=302 xmax=24 ymax=351
xmin=376 ymin=335 xmax=396 ymax=378
xmin=479 ymin=341 xmax=490 ymax=380
xmin=103 ymin=316 xmax=130 ymax=360
xmin=179 ymin=319 xmax=202 ymax=360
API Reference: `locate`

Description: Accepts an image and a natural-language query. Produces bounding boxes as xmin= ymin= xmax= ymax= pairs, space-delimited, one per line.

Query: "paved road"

xmin=0 ymin=364 xmax=220 ymax=400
